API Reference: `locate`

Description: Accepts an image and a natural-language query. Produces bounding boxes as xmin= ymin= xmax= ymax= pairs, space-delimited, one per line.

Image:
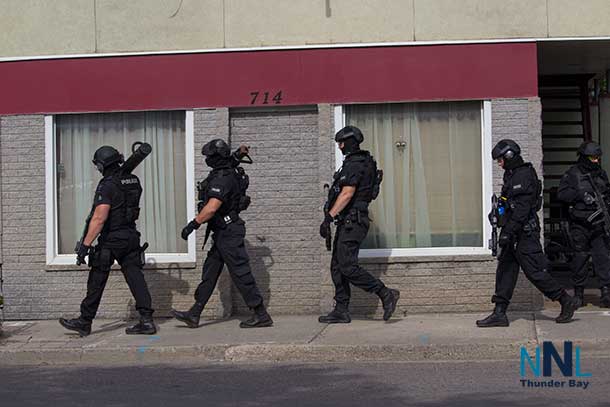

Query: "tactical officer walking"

xmin=477 ymin=139 xmax=578 ymax=327
xmin=319 ymin=126 xmax=400 ymax=324
xmin=172 ymin=139 xmax=273 ymax=328
xmin=59 ymin=145 xmax=156 ymax=337
xmin=558 ymin=141 xmax=610 ymax=308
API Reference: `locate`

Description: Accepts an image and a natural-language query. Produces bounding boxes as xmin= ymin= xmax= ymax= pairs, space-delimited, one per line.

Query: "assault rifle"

xmin=75 ymin=142 xmax=152 ymax=265
xmin=323 ymin=184 xmax=332 ymax=251
xmin=488 ymin=194 xmax=499 ymax=257
xmin=585 ymin=173 xmax=610 ymax=237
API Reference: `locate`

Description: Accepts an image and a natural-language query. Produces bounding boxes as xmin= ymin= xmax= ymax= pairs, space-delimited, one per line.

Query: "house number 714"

xmin=250 ymin=91 xmax=283 ymax=105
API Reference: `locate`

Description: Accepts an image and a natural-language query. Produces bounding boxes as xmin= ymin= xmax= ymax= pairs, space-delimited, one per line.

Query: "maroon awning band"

xmin=0 ymin=42 xmax=537 ymax=115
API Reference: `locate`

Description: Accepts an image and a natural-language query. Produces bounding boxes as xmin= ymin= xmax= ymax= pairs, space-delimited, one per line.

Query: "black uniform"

xmin=329 ymin=150 xmax=386 ymax=311
xmin=492 ymin=160 xmax=565 ymax=305
xmin=557 ymin=157 xmax=610 ymax=289
xmin=80 ymin=171 xmax=153 ymax=321
xmin=193 ymin=166 xmax=263 ymax=309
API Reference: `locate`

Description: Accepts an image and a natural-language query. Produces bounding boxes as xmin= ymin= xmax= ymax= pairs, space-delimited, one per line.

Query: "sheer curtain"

xmin=56 ymin=111 xmax=187 ymax=254
xmin=345 ymin=102 xmax=482 ymax=249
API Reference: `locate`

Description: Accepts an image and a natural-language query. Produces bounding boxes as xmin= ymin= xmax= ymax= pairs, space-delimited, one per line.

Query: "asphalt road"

xmin=1 ymin=359 xmax=608 ymax=407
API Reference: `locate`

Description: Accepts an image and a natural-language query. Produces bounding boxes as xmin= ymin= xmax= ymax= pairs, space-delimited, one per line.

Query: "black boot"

xmin=600 ymin=286 xmax=610 ymax=308
xmin=379 ymin=288 xmax=401 ymax=321
xmin=59 ymin=317 xmax=92 ymax=337
xmin=556 ymin=293 xmax=578 ymax=324
xmin=318 ymin=308 xmax=351 ymax=324
xmin=126 ymin=315 xmax=157 ymax=335
xmin=476 ymin=304 xmax=509 ymax=327
xmin=574 ymin=286 xmax=585 ymax=308
xmin=240 ymin=304 xmax=273 ymax=328
xmin=171 ymin=302 xmax=204 ymax=328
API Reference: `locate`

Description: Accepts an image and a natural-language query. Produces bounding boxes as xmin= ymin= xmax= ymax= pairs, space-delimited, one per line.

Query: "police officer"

xmin=59 ymin=146 xmax=156 ymax=336
xmin=319 ymin=126 xmax=400 ymax=324
xmin=477 ymin=139 xmax=578 ymax=327
xmin=171 ymin=139 xmax=272 ymax=328
xmin=557 ymin=141 xmax=610 ymax=308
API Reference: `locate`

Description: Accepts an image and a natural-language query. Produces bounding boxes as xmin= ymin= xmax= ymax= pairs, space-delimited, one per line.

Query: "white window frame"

xmin=334 ymin=101 xmax=493 ymax=258
xmin=45 ymin=111 xmax=196 ymax=265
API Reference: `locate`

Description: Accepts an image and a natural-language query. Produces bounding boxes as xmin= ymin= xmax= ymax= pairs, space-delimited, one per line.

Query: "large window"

xmin=46 ymin=111 xmax=195 ymax=265
xmin=337 ymin=101 xmax=492 ymax=256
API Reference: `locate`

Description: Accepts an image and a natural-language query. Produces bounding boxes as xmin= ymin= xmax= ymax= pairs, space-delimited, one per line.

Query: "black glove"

xmin=181 ymin=219 xmax=201 ymax=240
xmin=498 ymin=231 xmax=514 ymax=248
xmin=76 ymin=244 xmax=92 ymax=266
xmin=319 ymin=213 xmax=333 ymax=239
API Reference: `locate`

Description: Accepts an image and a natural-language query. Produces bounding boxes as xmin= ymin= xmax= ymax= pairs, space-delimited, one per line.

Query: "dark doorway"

xmin=538 ymin=40 xmax=610 ymax=288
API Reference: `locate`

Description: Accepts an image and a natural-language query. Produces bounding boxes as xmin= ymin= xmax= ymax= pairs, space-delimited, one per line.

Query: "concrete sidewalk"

xmin=1 ymin=309 xmax=610 ymax=365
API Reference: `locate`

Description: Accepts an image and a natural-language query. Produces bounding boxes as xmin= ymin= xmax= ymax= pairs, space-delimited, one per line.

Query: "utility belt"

xmin=209 ymin=210 xmax=240 ymax=230
xmin=335 ymin=207 xmax=368 ymax=226
xmin=521 ymin=216 xmax=540 ymax=235
xmin=89 ymin=241 xmax=148 ymax=269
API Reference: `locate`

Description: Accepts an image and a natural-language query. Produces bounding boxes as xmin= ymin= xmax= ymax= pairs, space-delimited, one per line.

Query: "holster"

xmin=90 ymin=246 xmax=112 ymax=270
xmin=139 ymin=242 xmax=149 ymax=266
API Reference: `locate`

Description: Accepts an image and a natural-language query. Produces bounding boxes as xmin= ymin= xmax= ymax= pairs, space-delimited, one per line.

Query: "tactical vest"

xmin=197 ymin=166 xmax=251 ymax=222
xmin=566 ymin=164 xmax=610 ymax=220
xmin=328 ymin=151 xmax=382 ymax=214
xmin=499 ymin=163 xmax=542 ymax=227
xmin=573 ymin=165 xmax=609 ymax=200
xmin=103 ymin=173 xmax=142 ymax=232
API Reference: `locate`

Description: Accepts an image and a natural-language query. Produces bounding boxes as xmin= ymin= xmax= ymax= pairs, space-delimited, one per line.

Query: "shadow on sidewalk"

xmin=230 ymin=239 xmax=273 ymax=315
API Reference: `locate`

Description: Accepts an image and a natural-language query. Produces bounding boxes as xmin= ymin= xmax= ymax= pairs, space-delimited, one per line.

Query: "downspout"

xmin=0 ymin=117 xmax=4 ymax=325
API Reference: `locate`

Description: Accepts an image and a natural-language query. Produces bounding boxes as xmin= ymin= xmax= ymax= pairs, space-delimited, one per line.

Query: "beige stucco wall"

xmin=1 ymin=0 xmax=96 ymax=57
xmin=3 ymin=0 xmax=610 ymax=58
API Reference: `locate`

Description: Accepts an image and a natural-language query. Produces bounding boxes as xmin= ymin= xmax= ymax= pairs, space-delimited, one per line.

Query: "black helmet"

xmin=577 ymin=141 xmax=602 ymax=157
xmin=92 ymin=146 xmax=123 ymax=172
xmin=492 ymin=139 xmax=521 ymax=160
xmin=201 ymin=139 xmax=231 ymax=158
xmin=335 ymin=126 xmax=364 ymax=144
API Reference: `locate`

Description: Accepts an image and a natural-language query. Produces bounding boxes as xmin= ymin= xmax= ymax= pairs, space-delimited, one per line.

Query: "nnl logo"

xmin=520 ymin=341 xmax=591 ymax=377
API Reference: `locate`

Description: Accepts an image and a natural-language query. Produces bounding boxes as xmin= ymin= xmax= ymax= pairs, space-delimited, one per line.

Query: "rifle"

xmin=488 ymin=194 xmax=499 ymax=257
xmin=585 ymin=173 xmax=610 ymax=237
xmin=75 ymin=142 xmax=152 ymax=265
xmin=75 ymin=207 xmax=95 ymax=265
xmin=323 ymin=183 xmax=332 ymax=251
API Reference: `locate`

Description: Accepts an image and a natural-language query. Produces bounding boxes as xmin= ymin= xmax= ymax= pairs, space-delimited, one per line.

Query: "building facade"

xmin=2 ymin=1 xmax=610 ymax=319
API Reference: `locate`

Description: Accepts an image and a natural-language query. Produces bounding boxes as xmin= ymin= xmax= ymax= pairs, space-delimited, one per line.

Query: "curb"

xmin=0 ymin=342 xmax=538 ymax=366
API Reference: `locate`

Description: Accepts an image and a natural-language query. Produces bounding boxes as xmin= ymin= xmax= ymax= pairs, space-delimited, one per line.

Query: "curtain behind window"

xmin=56 ymin=111 xmax=187 ymax=254
xmin=346 ymin=102 xmax=482 ymax=249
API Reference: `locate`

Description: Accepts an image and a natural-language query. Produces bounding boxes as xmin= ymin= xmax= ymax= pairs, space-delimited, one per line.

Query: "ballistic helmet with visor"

xmin=492 ymin=139 xmax=521 ymax=160
xmin=92 ymin=146 xmax=124 ymax=172
xmin=201 ymin=139 xmax=231 ymax=158
xmin=577 ymin=141 xmax=603 ymax=158
xmin=335 ymin=126 xmax=364 ymax=144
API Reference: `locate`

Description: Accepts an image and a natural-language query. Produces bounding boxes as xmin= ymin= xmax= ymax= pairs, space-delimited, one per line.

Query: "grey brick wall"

xmin=0 ymin=116 xmax=48 ymax=319
xmin=491 ymin=98 xmax=545 ymax=310
xmin=0 ymin=98 xmax=545 ymax=320
xmin=229 ymin=107 xmax=321 ymax=314
xmin=0 ymin=110 xmax=232 ymax=321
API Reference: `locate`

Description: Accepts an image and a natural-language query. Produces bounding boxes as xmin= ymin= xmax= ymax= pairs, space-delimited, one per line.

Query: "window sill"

xmin=45 ymin=262 xmax=198 ymax=272
xmin=359 ymin=254 xmax=494 ymax=264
